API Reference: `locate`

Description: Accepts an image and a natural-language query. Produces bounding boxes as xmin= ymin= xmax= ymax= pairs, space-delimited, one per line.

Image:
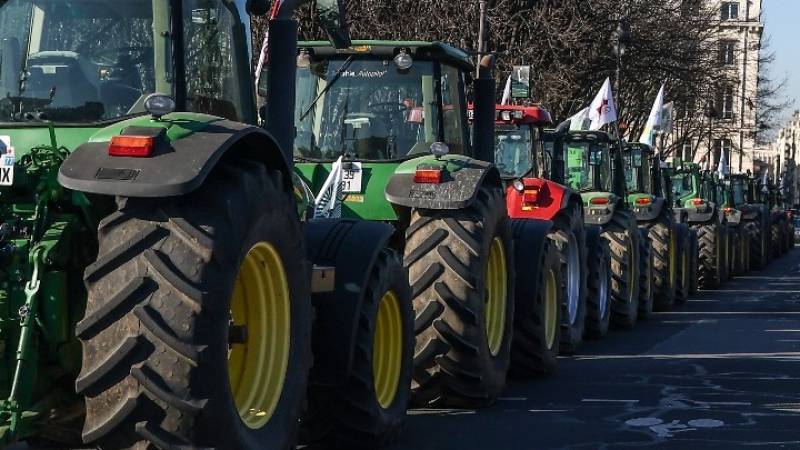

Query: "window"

xmin=721 ymin=2 xmax=739 ymax=20
xmin=681 ymin=140 xmax=694 ymax=162
xmin=720 ymin=40 xmax=736 ymax=65
xmin=717 ymin=86 xmax=734 ymax=120
xmin=440 ymin=64 xmax=469 ymax=154
xmin=714 ymin=138 xmax=733 ymax=171
xmin=183 ymin=0 xmax=250 ymax=121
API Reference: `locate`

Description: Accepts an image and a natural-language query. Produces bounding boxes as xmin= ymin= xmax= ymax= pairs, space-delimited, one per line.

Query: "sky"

xmin=762 ymin=0 xmax=800 ymax=125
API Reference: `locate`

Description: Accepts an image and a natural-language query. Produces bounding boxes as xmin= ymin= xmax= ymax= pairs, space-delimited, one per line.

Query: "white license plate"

xmin=342 ymin=162 xmax=363 ymax=193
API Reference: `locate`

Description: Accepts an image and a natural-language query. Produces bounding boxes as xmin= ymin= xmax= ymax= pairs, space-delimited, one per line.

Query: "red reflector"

xmin=521 ymin=189 xmax=539 ymax=210
xmin=590 ymin=197 xmax=610 ymax=205
xmin=414 ymin=168 xmax=442 ymax=184
xmin=692 ymin=198 xmax=704 ymax=206
xmin=635 ymin=197 xmax=652 ymax=205
xmin=724 ymin=207 xmax=734 ymax=213
xmin=109 ymin=135 xmax=155 ymax=157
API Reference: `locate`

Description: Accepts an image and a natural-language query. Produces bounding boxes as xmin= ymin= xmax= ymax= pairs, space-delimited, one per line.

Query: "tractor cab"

xmin=557 ymin=131 xmax=621 ymax=204
xmin=622 ymin=143 xmax=657 ymax=205
xmin=292 ymin=41 xmax=476 ymax=220
xmin=491 ymin=105 xmax=552 ymax=179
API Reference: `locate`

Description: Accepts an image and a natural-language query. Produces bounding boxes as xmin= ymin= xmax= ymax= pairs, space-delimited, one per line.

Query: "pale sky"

xmin=762 ymin=0 xmax=800 ymax=124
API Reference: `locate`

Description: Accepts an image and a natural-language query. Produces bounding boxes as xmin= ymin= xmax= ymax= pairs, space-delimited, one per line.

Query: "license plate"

xmin=342 ymin=162 xmax=362 ymax=193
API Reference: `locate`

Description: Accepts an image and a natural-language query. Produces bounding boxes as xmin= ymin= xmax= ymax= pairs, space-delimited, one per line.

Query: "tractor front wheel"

xmin=77 ymin=161 xmax=311 ymax=450
xmin=647 ymin=213 xmax=677 ymax=311
xmin=584 ymin=229 xmax=611 ymax=339
xmin=602 ymin=212 xmax=639 ymax=329
xmin=637 ymin=228 xmax=654 ymax=320
xmin=552 ymin=206 xmax=587 ymax=354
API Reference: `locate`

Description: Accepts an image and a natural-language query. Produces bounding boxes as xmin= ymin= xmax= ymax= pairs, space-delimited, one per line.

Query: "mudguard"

xmin=304 ymin=218 xmax=394 ymax=386
xmin=633 ymin=196 xmax=665 ymax=222
xmin=686 ymin=203 xmax=717 ymax=224
xmin=385 ymin=157 xmax=500 ymax=210
xmin=725 ymin=209 xmax=743 ymax=226
xmin=584 ymin=199 xmax=620 ymax=226
xmin=506 ymin=178 xmax=580 ymax=221
xmin=510 ymin=218 xmax=554 ymax=301
xmin=58 ymin=117 xmax=290 ymax=197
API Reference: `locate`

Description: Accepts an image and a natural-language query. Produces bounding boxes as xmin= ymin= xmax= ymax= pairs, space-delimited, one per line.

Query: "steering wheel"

xmin=90 ymin=46 xmax=152 ymax=66
xmin=368 ymin=102 xmax=410 ymax=119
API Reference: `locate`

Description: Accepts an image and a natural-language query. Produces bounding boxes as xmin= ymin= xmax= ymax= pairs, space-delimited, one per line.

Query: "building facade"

xmin=681 ymin=0 xmax=764 ymax=174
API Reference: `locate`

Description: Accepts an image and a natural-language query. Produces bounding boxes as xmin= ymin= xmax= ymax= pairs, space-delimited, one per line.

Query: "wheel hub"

xmin=484 ymin=237 xmax=508 ymax=356
xmin=565 ymin=233 xmax=580 ymax=325
xmin=373 ymin=290 xmax=403 ymax=409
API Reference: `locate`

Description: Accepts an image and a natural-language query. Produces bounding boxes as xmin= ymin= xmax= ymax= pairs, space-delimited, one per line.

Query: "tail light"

xmin=692 ymin=198 xmax=704 ymax=206
xmin=108 ymin=135 xmax=155 ymax=157
xmin=590 ymin=197 xmax=610 ymax=205
xmin=635 ymin=197 xmax=652 ymax=206
xmin=521 ymin=188 xmax=540 ymax=211
xmin=724 ymin=207 xmax=734 ymax=214
xmin=414 ymin=168 xmax=442 ymax=184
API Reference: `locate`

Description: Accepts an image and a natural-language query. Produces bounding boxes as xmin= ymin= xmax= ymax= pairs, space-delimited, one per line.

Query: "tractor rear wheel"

xmin=584 ymin=230 xmax=611 ymax=339
xmin=602 ymin=212 xmax=639 ymax=329
xmin=302 ymin=249 xmax=413 ymax=449
xmin=675 ymin=225 xmax=691 ymax=305
xmin=77 ymin=161 xmax=311 ymax=450
xmin=771 ymin=221 xmax=782 ymax=259
xmin=688 ymin=228 xmax=699 ymax=295
xmin=509 ymin=234 xmax=562 ymax=375
xmin=695 ymin=223 xmax=722 ymax=289
xmin=552 ymin=206 xmax=587 ymax=354
xmin=752 ymin=220 xmax=768 ymax=269
xmin=647 ymin=213 xmax=677 ymax=311
xmin=407 ymin=185 xmax=514 ymax=408
xmin=637 ymin=229 xmax=654 ymax=320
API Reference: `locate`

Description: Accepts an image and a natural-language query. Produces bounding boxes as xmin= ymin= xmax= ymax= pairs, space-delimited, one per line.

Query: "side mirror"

xmin=511 ymin=65 xmax=532 ymax=99
xmin=246 ymin=0 xmax=270 ymax=16
xmin=316 ymin=0 xmax=351 ymax=49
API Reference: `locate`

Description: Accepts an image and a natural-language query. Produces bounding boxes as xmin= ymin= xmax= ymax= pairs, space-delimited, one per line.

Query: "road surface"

xmin=395 ymin=247 xmax=800 ymax=449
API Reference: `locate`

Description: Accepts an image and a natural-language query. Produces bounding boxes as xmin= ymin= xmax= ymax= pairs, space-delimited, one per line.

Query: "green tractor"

xmin=721 ymin=175 xmax=753 ymax=276
xmin=728 ymin=174 xmax=769 ymax=271
xmin=549 ymin=131 xmax=643 ymax=329
xmin=290 ymin=41 xmax=540 ymax=407
xmin=763 ymin=178 xmax=793 ymax=258
xmin=622 ymin=143 xmax=693 ymax=310
xmin=1 ymin=1 xmax=416 ymax=449
xmin=671 ymin=163 xmax=731 ymax=289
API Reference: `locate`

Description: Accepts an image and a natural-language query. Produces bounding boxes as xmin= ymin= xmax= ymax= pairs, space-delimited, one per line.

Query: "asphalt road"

xmin=394 ymin=247 xmax=800 ymax=450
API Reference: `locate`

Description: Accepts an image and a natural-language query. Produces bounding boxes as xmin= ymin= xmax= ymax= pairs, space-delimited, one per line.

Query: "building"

xmin=769 ymin=111 xmax=799 ymax=205
xmin=679 ymin=0 xmax=764 ymax=174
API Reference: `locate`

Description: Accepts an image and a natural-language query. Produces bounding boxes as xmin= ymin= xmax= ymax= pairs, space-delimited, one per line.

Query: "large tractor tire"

xmin=675 ymin=225 xmax=691 ymax=305
xmin=646 ymin=213 xmax=677 ymax=311
xmin=302 ymin=249 xmax=413 ymax=449
xmin=751 ymin=219 xmax=768 ymax=270
xmin=695 ymin=223 xmax=722 ymax=289
xmin=407 ymin=185 xmax=514 ymax=408
xmin=601 ymin=212 xmax=639 ymax=329
xmin=552 ymin=205 xmax=588 ymax=354
xmin=509 ymin=234 xmax=563 ymax=376
xmin=76 ymin=161 xmax=311 ymax=449
xmin=771 ymin=221 xmax=783 ymax=259
xmin=637 ymin=228 xmax=654 ymax=320
xmin=584 ymin=228 xmax=611 ymax=339
xmin=736 ymin=226 xmax=751 ymax=276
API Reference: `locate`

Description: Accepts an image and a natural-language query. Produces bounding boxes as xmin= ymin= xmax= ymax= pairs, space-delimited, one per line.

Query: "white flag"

xmin=638 ymin=85 xmax=665 ymax=146
xmin=588 ymin=78 xmax=618 ymax=131
xmin=314 ymin=156 xmax=345 ymax=219
xmin=660 ymin=102 xmax=674 ymax=134
xmin=501 ymin=75 xmax=512 ymax=106
xmin=717 ymin=148 xmax=729 ymax=178
xmin=568 ymin=107 xmax=590 ymax=131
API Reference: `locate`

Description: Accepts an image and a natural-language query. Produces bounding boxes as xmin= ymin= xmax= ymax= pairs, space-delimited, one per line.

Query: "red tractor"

xmin=493 ymin=105 xmax=612 ymax=355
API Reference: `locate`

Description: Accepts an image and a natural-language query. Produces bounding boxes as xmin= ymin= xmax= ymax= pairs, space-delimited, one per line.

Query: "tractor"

xmin=763 ymin=178 xmax=793 ymax=257
xmin=727 ymin=174 xmax=769 ymax=271
xmin=622 ymin=143 xmax=699 ymax=309
xmin=491 ymin=105 xmax=611 ymax=349
xmin=546 ymin=130 xmax=643 ymax=329
xmin=0 ymin=0 xmax=414 ymax=449
xmin=671 ymin=163 xmax=731 ymax=289
xmin=289 ymin=40 xmax=566 ymax=407
xmin=721 ymin=176 xmax=753 ymax=276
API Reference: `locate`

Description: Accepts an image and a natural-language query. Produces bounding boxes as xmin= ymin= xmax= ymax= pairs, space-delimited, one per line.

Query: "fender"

xmin=583 ymin=195 xmax=620 ymax=226
xmin=725 ymin=208 xmax=743 ymax=226
xmin=685 ymin=203 xmax=717 ymax=224
xmin=385 ymin=155 xmax=501 ymax=210
xmin=510 ymin=218 xmax=554 ymax=305
xmin=304 ymin=218 xmax=394 ymax=387
xmin=632 ymin=196 xmax=664 ymax=222
xmin=506 ymin=178 xmax=580 ymax=221
xmin=58 ymin=114 xmax=290 ymax=197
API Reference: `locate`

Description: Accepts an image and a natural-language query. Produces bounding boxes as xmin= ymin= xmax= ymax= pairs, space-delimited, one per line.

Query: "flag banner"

xmin=501 ymin=75 xmax=512 ymax=106
xmin=569 ymin=107 xmax=590 ymax=131
xmin=660 ymin=101 xmax=674 ymax=134
xmin=638 ymin=85 xmax=665 ymax=146
xmin=314 ymin=156 xmax=345 ymax=219
xmin=588 ymin=78 xmax=618 ymax=131
xmin=717 ymin=149 xmax=729 ymax=178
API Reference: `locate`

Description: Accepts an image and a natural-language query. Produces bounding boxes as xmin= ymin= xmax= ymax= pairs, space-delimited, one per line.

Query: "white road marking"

xmin=582 ymin=398 xmax=640 ymax=403
xmin=497 ymin=397 xmax=527 ymax=401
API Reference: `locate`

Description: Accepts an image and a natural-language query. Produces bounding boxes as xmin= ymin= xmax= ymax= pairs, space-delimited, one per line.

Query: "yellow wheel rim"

xmin=373 ymin=291 xmax=403 ymax=410
xmin=228 ymin=242 xmax=290 ymax=430
xmin=669 ymin=232 xmax=677 ymax=286
xmin=544 ymin=267 xmax=559 ymax=349
xmin=485 ymin=237 xmax=508 ymax=356
xmin=627 ymin=247 xmax=636 ymax=303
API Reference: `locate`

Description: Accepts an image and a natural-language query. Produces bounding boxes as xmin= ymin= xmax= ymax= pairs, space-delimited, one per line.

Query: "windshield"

xmin=0 ymin=0 xmax=162 ymax=124
xmin=623 ymin=149 xmax=650 ymax=193
xmin=495 ymin=125 xmax=532 ymax=178
xmin=731 ymin=179 xmax=747 ymax=205
xmin=564 ymin=141 xmax=612 ymax=192
xmin=295 ymin=58 xmax=466 ymax=161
